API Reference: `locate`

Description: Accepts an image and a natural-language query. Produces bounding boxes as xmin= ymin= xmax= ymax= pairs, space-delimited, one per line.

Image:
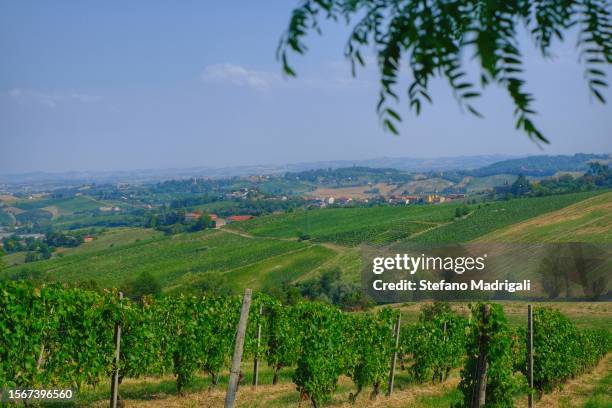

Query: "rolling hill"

xmin=1 ymin=228 xmax=337 ymax=292
xmin=467 ymin=153 xmax=609 ymax=177
xmin=413 ymin=191 xmax=605 ymax=243
xmin=474 ymin=191 xmax=612 ymax=243
xmin=232 ymin=191 xmax=606 ymax=245
xmin=2 ymin=190 xmax=609 ymax=295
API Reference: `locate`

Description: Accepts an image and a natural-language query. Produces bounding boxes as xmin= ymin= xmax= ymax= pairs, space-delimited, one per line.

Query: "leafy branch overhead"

xmin=278 ymin=0 xmax=612 ymax=142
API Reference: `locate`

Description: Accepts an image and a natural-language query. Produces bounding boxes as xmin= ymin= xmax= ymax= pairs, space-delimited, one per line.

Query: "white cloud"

xmin=200 ymin=62 xmax=375 ymax=92
xmin=200 ymin=63 xmax=279 ymax=90
xmin=8 ymin=88 xmax=100 ymax=107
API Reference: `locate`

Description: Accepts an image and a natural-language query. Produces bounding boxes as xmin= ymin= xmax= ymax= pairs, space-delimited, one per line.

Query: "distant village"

xmin=304 ymin=192 xmax=466 ymax=208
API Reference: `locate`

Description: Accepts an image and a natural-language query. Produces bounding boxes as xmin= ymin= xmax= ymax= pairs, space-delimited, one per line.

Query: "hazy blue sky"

xmin=0 ymin=1 xmax=610 ymax=173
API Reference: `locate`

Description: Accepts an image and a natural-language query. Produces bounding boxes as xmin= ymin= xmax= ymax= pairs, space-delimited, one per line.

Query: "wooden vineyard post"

xmin=471 ymin=304 xmax=490 ymax=408
xmin=527 ymin=304 xmax=534 ymax=408
xmin=441 ymin=321 xmax=447 ymax=382
xmin=252 ymin=304 xmax=263 ymax=387
xmin=225 ymin=288 xmax=252 ymax=408
xmin=387 ymin=313 xmax=401 ymax=396
xmin=110 ymin=292 xmax=123 ymax=408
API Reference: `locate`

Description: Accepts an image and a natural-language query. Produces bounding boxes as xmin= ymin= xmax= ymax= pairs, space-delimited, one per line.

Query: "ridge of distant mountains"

xmin=466 ymin=153 xmax=610 ymax=177
xmin=0 ymin=153 xmax=608 ymax=187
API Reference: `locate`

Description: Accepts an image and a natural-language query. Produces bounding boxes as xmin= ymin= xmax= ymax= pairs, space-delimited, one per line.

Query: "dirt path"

xmin=221 ymin=227 xmax=259 ymax=239
xmin=112 ymin=375 xmax=458 ymax=408
xmin=516 ymin=353 xmax=612 ymax=408
xmin=90 ymin=354 xmax=611 ymax=408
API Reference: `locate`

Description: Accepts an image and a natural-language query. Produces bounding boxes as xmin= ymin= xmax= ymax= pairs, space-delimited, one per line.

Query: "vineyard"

xmin=230 ymin=191 xmax=604 ymax=246
xmin=1 ymin=281 xmax=610 ymax=407
xmin=413 ymin=191 xmax=603 ymax=243
xmin=1 ymin=230 xmax=336 ymax=291
xmin=229 ymin=205 xmax=458 ymax=246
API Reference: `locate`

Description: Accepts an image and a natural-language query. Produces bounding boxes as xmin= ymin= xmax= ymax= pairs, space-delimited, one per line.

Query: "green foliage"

xmin=0 ymin=209 xmax=13 ymax=227
xmin=264 ymin=300 xmax=302 ymax=384
xmin=526 ymin=308 xmax=611 ymax=393
xmin=293 ymin=268 xmax=374 ymax=310
xmin=455 ymin=206 xmax=470 ymax=218
xmin=510 ymin=175 xmax=531 ymax=197
xmin=532 ymin=162 xmax=612 ymax=196
xmin=345 ymin=308 xmax=397 ymax=399
xmin=0 ymin=248 xmax=5 ymax=272
xmin=290 ymin=301 xmax=351 ymax=406
xmin=2 ymin=282 xmax=610 ymax=406
xmin=1 ymin=230 xmax=314 ymax=290
xmin=458 ymin=303 xmax=523 ymax=408
xmin=123 ymin=271 xmax=162 ymax=301
xmin=0 ymin=281 xmax=118 ymax=390
xmin=279 ymin=1 xmax=612 ymax=142
xmin=232 ymin=204 xmax=457 ymax=246
xmin=0 ymin=281 xmax=242 ymax=393
xmin=404 ymin=307 xmax=468 ymax=383
xmin=15 ymin=209 xmax=53 ymax=225
xmin=470 ymin=154 xmax=607 ymax=177
xmin=415 ymin=191 xmax=601 ymax=242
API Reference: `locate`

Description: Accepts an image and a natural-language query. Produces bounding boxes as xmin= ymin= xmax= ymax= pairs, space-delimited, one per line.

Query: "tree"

xmin=510 ymin=174 xmax=531 ymax=196
xmin=279 ymin=0 xmax=611 ymax=142
xmin=124 ymin=271 xmax=162 ymax=301
xmin=190 ymin=213 xmax=215 ymax=232
xmin=0 ymin=248 xmax=6 ymax=272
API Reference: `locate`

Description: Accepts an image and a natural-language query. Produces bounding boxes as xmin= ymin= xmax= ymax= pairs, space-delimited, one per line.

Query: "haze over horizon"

xmin=0 ymin=152 xmax=607 ymax=178
xmin=1 ymin=1 xmax=611 ymax=174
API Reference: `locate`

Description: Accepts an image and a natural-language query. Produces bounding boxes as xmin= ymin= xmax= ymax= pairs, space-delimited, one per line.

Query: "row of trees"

xmin=495 ymin=163 xmax=611 ymax=199
xmin=1 ymin=230 xmax=90 ymax=263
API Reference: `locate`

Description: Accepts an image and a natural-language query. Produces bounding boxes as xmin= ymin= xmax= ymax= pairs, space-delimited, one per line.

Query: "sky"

xmin=0 ymin=1 xmax=611 ymax=174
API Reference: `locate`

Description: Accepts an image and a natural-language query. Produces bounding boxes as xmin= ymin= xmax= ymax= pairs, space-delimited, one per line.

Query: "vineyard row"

xmin=0 ymin=281 xmax=609 ymax=407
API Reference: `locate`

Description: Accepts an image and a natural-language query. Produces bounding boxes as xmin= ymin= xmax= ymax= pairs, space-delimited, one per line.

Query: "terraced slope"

xmin=229 ymin=204 xmax=462 ymax=246
xmin=2 ymin=229 xmax=336 ymax=291
xmin=2 ymin=191 xmax=606 ymax=292
xmin=474 ymin=191 xmax=612 ymax=243
xmin=233 ymin=191 xmax=604 ymax=245
xmin=412 ymin=191 xmax=604 ymax=243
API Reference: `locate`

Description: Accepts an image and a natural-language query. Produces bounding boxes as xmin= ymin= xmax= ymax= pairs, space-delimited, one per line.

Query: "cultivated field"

xmin=474 ymin=192 xmax=612 ymax=243
xmin=1 ymin=229 xmax=336 ymax=291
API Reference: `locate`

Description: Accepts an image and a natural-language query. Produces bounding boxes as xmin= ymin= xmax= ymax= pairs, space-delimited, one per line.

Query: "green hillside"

xmin=475 ymin=191 xmax=612 ymax=243
xmin=413 ymin=191 xmax=604 ymax=243
xmin=468 ymin=153 xmax=608 ymax=177
xmin=14 ymin=195 xmax=104 ymax=215
xmin=2 ymin=190 xmax=607 ymax=294
xmin=2 ymin=229 xmax=337 ymax=292
xmin=463 ymin=174 xmax=533 ymax=192
xmin=231 ymin=191 xmax=604 ymax=245
xmin=229 ymin=204 xmax=461 ymax=246
xmin=0 ymin=209 xmax=14 ymax=226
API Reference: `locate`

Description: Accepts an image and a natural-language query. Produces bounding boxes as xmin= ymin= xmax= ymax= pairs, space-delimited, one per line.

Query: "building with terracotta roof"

xmin=226 ymin=215 xmax=254 ymax=222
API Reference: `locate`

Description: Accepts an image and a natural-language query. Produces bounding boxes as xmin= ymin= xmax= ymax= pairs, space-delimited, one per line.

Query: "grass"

xmin=414 ymin=191 xmax=604 ymax=243
xmin=68 ymin=227 xmax=163 ymax=254
xmin=475 ymin=192 xmax=612 ymax=243
xmin=415 ymin=388 xmax=463 ymax=407
xmin=13 ymin=195 xmax=104 ymax=215
xmin=392 ymin=301 xmax=612 ymax=330
xmin=64 ymin=362 xmax=461 ymax=408
xmin=584 ymin=368 xmax=612 ymax=408
xmin=1 ymin=229 xmax=336 ymax=291
xmin=230 ymin=204 xmax=461 ymax=246
xmin=0 ymin=209 xmax=14 ymax=226
xmin=463 ymin=174 xmax=537 ymax=192
xmin=2 ymin=252 xmax=26 ymax=267
xmin=227 ymin=245 xmax=336 ymax=290
xmin=229 ymin=191 xmax=605 ymax=246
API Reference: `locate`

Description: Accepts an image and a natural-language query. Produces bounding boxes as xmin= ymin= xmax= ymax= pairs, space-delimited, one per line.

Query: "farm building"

xmin=185 ymin=211 xmax=202 ymax=221
xmin=226 ymin=215 xmax=254 ymax=223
